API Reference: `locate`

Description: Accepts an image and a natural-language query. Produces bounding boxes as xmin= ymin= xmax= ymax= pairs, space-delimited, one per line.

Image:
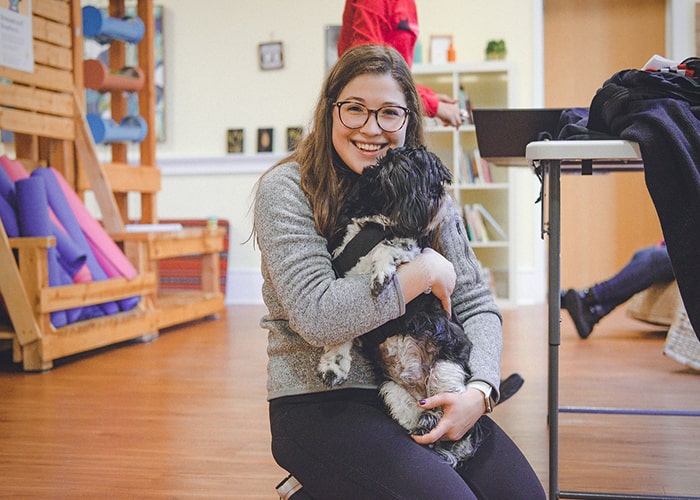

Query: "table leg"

xmin=547 ymin=159 xmax=562 ymax=500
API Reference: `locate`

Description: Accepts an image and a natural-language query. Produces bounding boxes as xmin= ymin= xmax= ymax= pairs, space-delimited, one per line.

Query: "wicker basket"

xmin=627 ymin=281 xmax=683 ymax=326
xmin=664 ymin=308 xmax=700 ymax=371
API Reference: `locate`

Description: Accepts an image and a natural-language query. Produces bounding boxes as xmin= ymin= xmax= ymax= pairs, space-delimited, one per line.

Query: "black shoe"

xmin=498 ymin=373 xmax=524 ymax=404
xmin=561 ymin=289 xmax=601 ymax=339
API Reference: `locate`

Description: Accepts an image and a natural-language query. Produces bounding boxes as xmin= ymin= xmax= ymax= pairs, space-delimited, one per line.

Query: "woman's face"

xmin=332 ymin=72 xmax=408 ymax=175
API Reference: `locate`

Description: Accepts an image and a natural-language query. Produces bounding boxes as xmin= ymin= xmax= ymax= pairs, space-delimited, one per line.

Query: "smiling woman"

xmin=251 ymin=44 xmax=545 ymax=499
xmin=330 ymin=73 xmax=409 ymax=175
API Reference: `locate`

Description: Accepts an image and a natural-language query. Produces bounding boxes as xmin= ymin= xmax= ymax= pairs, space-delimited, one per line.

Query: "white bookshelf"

xmin=413 ymin=61 xmax=517 ymax=304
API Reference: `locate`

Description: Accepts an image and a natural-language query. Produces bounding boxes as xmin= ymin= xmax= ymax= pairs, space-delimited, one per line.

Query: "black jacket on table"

xmin=559 ymin=68 xmax=700 ymax=340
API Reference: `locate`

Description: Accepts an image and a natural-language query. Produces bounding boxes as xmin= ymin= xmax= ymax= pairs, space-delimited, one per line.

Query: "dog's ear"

xmin=426 ymin=149 xmax=452 ymax=185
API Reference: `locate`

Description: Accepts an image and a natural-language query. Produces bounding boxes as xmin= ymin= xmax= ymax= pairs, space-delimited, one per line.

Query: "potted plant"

xmin=485 ymin=39 xmax=506 ymax=60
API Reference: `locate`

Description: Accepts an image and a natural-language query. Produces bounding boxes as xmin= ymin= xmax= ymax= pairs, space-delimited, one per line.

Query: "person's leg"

xmin=591 ymin=244 xmax=674 ymax=314
xmin=457 ymin=416 xmax=545 ymax=500
xmin=270 ymin=389 xmax=477 ymax=500
xmin=562 ymin=244 xmax=674 ymax=338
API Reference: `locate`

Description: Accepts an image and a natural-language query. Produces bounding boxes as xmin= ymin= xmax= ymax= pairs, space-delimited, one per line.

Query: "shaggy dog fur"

xmin=317 ymin=146 xmax=483 ymax=467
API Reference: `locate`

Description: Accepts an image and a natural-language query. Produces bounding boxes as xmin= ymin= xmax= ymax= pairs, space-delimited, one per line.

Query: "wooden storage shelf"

xmin=0 ymin=0 xmax=224 ymax=370
xmin=4 ymin=232 xmax=158 ymax=371
xmin=118 ymin=227 xmax=226 ymax=330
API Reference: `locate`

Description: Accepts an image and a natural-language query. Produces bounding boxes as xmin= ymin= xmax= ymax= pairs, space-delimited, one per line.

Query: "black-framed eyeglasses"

xmin=333 ymin=101 xmax=410 ymax=133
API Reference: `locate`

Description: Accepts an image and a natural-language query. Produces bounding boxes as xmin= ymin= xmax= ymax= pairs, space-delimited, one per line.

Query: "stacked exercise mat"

xmin=0 ymin=156 xmax=140 ymax=327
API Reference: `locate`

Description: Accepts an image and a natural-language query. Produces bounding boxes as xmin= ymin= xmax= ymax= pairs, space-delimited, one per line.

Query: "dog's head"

xmin=357 ymin=146 xmax=452 ymax=240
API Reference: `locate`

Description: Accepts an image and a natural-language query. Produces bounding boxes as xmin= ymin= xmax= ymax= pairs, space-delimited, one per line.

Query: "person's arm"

xmin=396 ymin=247 xmax=455 ymax=315
xmin=418 ymin=85 xmax=463 ymax=127
xmin=255 ymin=164 xmax=409 ymax=348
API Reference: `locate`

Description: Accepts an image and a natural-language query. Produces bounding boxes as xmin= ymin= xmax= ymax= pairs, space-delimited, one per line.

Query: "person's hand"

xmin=419 ymin=248 xmax=455 ymax=315
xmin=411 ymin=388 xmax=485 ymax=445
xmin=434 ymin=94 xmax=463 ymax=128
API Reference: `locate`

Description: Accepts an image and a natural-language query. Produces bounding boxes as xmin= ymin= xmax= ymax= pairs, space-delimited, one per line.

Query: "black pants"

xmin=270 ymin=389 xmax=545 ymax=500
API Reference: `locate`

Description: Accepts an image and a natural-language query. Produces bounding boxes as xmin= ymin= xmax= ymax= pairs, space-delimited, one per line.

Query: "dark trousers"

xmin=270 ymin=388 xmax=545 ymax=500
xmin=592 ymin=243 xmax=675 ymax=316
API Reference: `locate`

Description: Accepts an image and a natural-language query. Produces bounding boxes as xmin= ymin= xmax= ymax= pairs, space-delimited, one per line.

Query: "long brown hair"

xmin=255 ymin=44 xmax=425 ymax=242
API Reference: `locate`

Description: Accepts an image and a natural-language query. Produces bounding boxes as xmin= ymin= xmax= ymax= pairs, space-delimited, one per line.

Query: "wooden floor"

xmin=1 ymin=303 xmax=699 ymax=499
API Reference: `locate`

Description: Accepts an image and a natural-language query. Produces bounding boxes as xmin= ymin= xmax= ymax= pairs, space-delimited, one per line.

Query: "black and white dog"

xmin=318 ymin=146 xmax=483 ymax=467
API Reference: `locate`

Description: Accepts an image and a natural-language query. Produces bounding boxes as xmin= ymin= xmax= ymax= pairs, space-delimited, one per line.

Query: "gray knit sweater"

xmin=255 ymin=161 xmax=503 ymax=401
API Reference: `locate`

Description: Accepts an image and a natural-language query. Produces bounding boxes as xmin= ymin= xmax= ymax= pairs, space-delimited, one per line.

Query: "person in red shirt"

xmin=338 ymin=0 xmax=464 ymax=127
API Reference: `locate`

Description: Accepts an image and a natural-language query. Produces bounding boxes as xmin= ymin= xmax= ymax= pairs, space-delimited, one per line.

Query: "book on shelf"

xmin=463 ymin=203 xmax=488 ymax=242
xmin=463 ymin=203 xmax=507 ymax=242
xmin=471 ymin=149 xmax=493 ymax=184
xmin=474 ymin=203 xmax=507 ymax=240
xmin=458 ymin=85 xmax=474 ymax=125
xmin=458 ymin=148 xmax=474 ymax=184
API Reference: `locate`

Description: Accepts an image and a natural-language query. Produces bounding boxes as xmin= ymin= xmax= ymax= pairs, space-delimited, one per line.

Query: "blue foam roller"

xmin=87 ymin=114 xmax=148 ymax=144
xmin=82 ymin=6 xmax=145 ymax=44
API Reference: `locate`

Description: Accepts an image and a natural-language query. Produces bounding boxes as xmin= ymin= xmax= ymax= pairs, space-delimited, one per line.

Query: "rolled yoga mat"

xmin=0 ymin=155 xmax=18 ymax=207
xmin=0 ymin=195 xmax=19 ymax=238
xmin=83 ymin=59 xmax=145 ymax=93
xmin=15 ymin=177 xmax=72 ymax=327
xmin=82 ymin=6 xmax=145 ymax=44
xmin=29 ymin=169 xmax=121 ymax=316
xmin=86 ymin=114 xmax=148 ymax=144
xmin=0 ymin=156 xmax=91 ymax=282
xmin=33 ymin=168 xmax=140 ymax=312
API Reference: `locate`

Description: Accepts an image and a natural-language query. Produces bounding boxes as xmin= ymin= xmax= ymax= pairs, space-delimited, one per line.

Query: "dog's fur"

xmin=317 ymin=146 xmax=483 ymax=467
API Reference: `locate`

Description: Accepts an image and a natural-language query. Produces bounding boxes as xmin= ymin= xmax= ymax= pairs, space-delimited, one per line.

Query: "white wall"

xmin=147 ymin=0 xmax=541 ymax=304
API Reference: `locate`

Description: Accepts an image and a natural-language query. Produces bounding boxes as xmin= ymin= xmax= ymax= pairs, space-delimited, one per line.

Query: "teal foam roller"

xmin=87 ymin=114 xmax=148 ymax=144
xmin=82 ymin=6 xmax=145 ymax=44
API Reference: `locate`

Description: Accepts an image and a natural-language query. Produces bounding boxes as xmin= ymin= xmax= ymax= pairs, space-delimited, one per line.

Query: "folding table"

xmin=525 ymin=139 xmax=700 ymax=500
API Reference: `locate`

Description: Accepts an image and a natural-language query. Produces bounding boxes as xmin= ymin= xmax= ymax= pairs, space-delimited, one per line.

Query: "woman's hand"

xmin=435 ymin=94 xmax=463 ymax=128
xmin=411 ymin=388 xmax=486 ymax=445
xmin=419 ymin=248 xmax=456 ymax=315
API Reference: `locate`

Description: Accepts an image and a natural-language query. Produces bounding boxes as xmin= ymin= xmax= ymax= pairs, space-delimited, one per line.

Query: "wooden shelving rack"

xmin=0 ymin=0 xmax=225 ymax=370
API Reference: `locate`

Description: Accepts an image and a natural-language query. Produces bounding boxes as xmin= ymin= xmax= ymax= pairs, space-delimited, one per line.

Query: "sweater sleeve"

xmin=254 ymin=163 xmax=407 ymax=348
xmin=417 ymin=84 xmax=439 ymax=118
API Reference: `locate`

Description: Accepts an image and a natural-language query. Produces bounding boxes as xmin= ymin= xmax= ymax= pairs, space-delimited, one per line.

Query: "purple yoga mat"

xmin=0 ymin=156 xmax=91 ymax=281
xmin=39 ymin=168 xmax=140 ymax=312
xmin=0 ymin=195 xmax=19 ymax=237
xmin=0 ymin=156 xmax=17 ymax=204
xmin=15 ymin=177 xmax=71 ymax=327
xmin=2 ymin=159 xmax=107 ymax=321
xmin=29 ymin=168 xmax=122 ymax=316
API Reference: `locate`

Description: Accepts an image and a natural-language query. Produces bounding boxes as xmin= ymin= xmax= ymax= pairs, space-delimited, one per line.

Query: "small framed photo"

xmin=430 ymin=35 xmax=453 ymax=64
xmin=325 ymin=25 xmax=341 ymax=71
xmin=257 ymin=128 xmax=274 ymax=152
xmin=286 ymin=127 xmax=303 ymax=151
xmin=227 ymin=128 xmax=244 ymax=153
xmin=259 ymin=41 xmax=284 ymax=70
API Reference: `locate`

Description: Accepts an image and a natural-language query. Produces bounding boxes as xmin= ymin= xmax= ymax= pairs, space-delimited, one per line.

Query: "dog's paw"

xmin=317 ymin=353 xmax=351 ymax=388
xmin=320 ymin=371 xmax=347 ymax=387
xmin=370 ymin=274 xmax=391 ymax=296
xmin=413 ymin=410 xmax=441 ymax=435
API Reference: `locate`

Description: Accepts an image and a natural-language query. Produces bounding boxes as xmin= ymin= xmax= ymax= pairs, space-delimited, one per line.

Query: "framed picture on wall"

xmin=286 ymin=127 xmax=303 ymax=151
xmin=325 ymin=25 xmax=341 ymax=71
xmin=227 ymin=128 xmax=244 ymax=153
xmin=259 ymin=42 xmax=284 ymax=70
xmin=430 ymin=34 xmax=452 ymax=64
xmin=257 ymin=128 xmax=273 ymax=152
